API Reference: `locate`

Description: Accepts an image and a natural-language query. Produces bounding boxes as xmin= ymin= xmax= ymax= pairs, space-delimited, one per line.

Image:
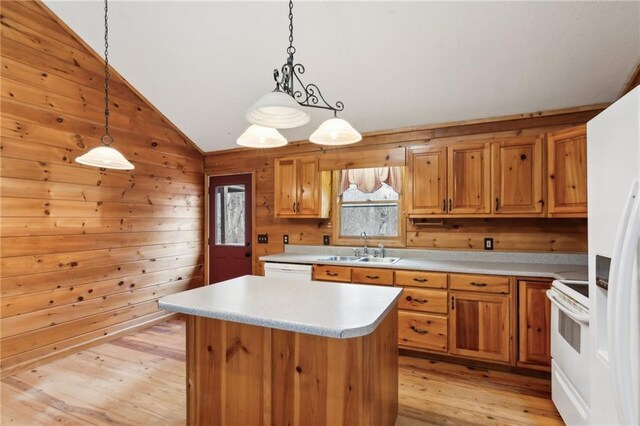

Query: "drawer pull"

xmin=410 ymin=325 xmax=428 ymax=335
xmin=366 ymin=275 xmax=379 ymax=280
xmin=326 ymin=271 xmax=338 ymax=277
xmin=469 ymin=282 xmax=487 ymax=287
xmin=413 ymin=278 xmax=429 ymax=283
xmin=406 ymin=296 xmax=427 ymax=304
xmin=451 ymin=295 xmax=455 ymax=310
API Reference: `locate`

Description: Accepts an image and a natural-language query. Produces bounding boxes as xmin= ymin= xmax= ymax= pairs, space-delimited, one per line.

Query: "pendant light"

xmin=309 ymin=116 xmax=362 ymax=146
xmin=76 ymin=0 xmax=134 ymax=170
xmin=236 ymin=125 xmax=288 ymax=148
xmin=239 ymin=0 xmax=361 ymax=148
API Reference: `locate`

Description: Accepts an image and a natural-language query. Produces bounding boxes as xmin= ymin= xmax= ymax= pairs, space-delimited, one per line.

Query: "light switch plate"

xmin=257 ymin=234 xmax=268 ymax=244
xmin=323 ymin=235 xmax=330 ymax=245
xmin=283 ymin=234 xmax=289 ymax=244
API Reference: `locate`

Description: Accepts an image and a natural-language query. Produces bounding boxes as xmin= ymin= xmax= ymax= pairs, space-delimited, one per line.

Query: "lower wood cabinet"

xmin=518 ymin=279 xmax=552 ymax=369
xmin=312 ymin=265 xmax=351 ymax=282
xmin=352 ymin=267 xmax=394 ymax=286
xmin=311 ymin=264 xmax=553 ymax=370
xmin=398 ymin=288 xmax=448 ymax=314
xmin=398 ymin=311 xmax=448 ymax=353
xmin=449 ymin=291 xmax=511 ymax=363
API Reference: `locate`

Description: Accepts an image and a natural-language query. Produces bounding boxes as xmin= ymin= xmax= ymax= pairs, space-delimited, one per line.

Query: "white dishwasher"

xmin=264 ymin=262 xmax=312 ymax=282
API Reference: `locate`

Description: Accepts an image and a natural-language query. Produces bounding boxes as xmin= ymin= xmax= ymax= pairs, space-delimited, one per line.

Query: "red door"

xmin=209 ymin=174 xmax=253 ymax=283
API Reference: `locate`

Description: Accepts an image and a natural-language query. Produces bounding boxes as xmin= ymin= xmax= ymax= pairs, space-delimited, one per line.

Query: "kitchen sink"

xmin=317 ymin=256 xmax=402 ymax=264
xmin=318 ymin=256 xmax=362 ymax=262
xmin=357 ymin=257 xmax=401 ymax=264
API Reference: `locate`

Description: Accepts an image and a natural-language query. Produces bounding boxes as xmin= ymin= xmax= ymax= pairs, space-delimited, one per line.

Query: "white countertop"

xmin=158 ymin=275 xmax=402 ymax=339
xmin=259 ymin=253 xmax=588 ymax=281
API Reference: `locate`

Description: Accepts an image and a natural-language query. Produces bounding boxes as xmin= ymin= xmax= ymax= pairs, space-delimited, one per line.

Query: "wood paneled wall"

xmin=0 ymin=1 xmax=204 ymax=377
xmin=205 ymin=108 xmax=603 ymax=275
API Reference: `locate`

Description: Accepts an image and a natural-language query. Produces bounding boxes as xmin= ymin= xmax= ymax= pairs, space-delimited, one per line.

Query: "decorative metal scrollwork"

xmin=270 ymin=0 xmax=345 ymax=115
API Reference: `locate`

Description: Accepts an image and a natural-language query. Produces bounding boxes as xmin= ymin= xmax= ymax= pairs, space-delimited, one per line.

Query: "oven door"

xmin=547 ymin=288 xmax=591 ymax=423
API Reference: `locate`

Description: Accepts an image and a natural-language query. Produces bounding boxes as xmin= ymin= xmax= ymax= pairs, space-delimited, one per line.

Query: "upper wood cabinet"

xmin=448 ymin=142 xmax=492 ymax=214
xmin=449 ymin=291 xmax=511 ymax=363
xmin=518 ymin=280 xmax=551 ymax=369
xmin=407 ymin=147 xmax=447 ymax=215
xmin=274 ymin=156 xmax=331 ymax=218
xmin=547 ymin=126 xmax=588 ymax=217
xmin=492 ymin=137 xmax=544 ymax=215
xmin=407 ymin=142 xmax=491 ymax=216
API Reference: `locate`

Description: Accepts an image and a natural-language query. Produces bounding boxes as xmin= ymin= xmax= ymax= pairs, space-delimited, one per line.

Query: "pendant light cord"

xmin=102 ymin=0 xmax=113 ymax=146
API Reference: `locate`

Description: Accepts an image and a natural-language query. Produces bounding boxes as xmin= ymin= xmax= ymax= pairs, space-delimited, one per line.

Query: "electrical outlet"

xmin=323 ymin=235 xmax=330 ymax=246
xmin=257 ymin=234 xmax=269 ymax=244
xmin=283 ymin=234 xmax=289 ymax=245
xmin=484 ymin=237 xmax=494 ymax=250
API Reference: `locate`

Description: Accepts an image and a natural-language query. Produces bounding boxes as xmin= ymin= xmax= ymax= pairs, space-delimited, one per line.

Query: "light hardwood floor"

xmin=1 ymin=318 xmax=562 ymax=425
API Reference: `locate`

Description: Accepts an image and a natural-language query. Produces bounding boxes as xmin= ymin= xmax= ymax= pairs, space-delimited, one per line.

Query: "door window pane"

xmin=215 ymin=185 xmax=245 ymax=245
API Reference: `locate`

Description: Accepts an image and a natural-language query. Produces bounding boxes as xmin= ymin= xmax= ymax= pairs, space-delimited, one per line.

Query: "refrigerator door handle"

xmin=608 ymin=180 xmax=640 ymax=425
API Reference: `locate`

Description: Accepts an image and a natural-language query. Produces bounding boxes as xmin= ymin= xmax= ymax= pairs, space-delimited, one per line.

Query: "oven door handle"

xmin=546 ymin=290 xmax=590 ymax=324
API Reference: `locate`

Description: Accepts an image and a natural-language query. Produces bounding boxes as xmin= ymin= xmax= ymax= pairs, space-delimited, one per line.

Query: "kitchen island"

xmin=158 ymin=275 xmax=402 ymax=426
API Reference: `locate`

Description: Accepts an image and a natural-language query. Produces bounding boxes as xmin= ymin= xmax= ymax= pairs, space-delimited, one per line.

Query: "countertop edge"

xmin=158 ymin=287 xmax=403 ymax=339
xmin=258 ymin=254 xmax=586 ymax=281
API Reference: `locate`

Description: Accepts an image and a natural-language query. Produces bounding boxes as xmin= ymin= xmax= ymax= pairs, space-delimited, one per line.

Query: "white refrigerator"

xmin=587 ymin=86 xmax=640 ymax=425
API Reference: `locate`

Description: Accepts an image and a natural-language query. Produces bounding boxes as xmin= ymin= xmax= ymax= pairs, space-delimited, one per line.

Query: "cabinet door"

xmin=518 ymin=280 xmax=551 ymax=368
xmin=296 ymin=156 xmax=321 ymax=216
xmin=492 ymin=137 xmax=543 ymax=214
xmin=547 ymin=126 xmax=587 ymax=216
xmin=449 ymin=291 xmax=510 ymax=362
xmin=407 ymin=147 xmax=447 ymax=214
xmin=274 ymin=158 xmax=298 ymax=217
xmin=447 ymin=142 xmax=491 ymax=214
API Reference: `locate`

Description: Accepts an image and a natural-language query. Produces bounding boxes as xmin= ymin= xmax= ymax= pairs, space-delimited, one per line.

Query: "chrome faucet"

xmin=360 ymin=232 xmax=369 ymax=255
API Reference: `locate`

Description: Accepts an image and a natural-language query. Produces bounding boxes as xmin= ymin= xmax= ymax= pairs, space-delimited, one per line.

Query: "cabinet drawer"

xmin=398 ymin=311 xmax=448 ymax=353
xmin=312 ymin=265 xmax=351 ymax=282
xmin=351 ymin=267 xmax=394 ymax=286
xmin=449 ymin=273 xmax=510 ymax=294
xmin=398 ymin=288 xmax=448 ymax=314
xmin=395 ymin=270 xmax=448 ymax=289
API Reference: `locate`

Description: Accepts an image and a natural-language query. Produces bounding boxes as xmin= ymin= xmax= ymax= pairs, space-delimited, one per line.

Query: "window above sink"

xmin=333 ymin=166 xmax=406 ymax=248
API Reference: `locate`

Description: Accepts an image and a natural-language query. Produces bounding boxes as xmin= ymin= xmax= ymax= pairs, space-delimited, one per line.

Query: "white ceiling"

xmin=45 ymin=1 xmax=640 ymax=153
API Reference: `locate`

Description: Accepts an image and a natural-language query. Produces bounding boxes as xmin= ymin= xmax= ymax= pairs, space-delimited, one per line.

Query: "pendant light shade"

xmin=76 ymin=146 xmax=135 ymax=170
xmin=237 ymin=125 xmax=288 ymax=148
xmin=245 ymin=91 xmax=310 ymax=129
xmin=309 ymin=117 xmax=362 ymax=146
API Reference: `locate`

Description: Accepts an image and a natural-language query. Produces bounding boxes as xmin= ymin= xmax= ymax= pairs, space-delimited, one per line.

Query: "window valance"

xmin=337 ymin=166 xmax=402 ymax=195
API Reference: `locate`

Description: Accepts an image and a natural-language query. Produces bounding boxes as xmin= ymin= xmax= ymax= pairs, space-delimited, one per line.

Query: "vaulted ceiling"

xmin=45 ymin=1 xmax=639 ymax=153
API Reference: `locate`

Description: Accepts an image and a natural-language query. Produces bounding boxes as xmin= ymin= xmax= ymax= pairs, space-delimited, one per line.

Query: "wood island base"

xmin=186 ymin=309 xmax=398 ymax=426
